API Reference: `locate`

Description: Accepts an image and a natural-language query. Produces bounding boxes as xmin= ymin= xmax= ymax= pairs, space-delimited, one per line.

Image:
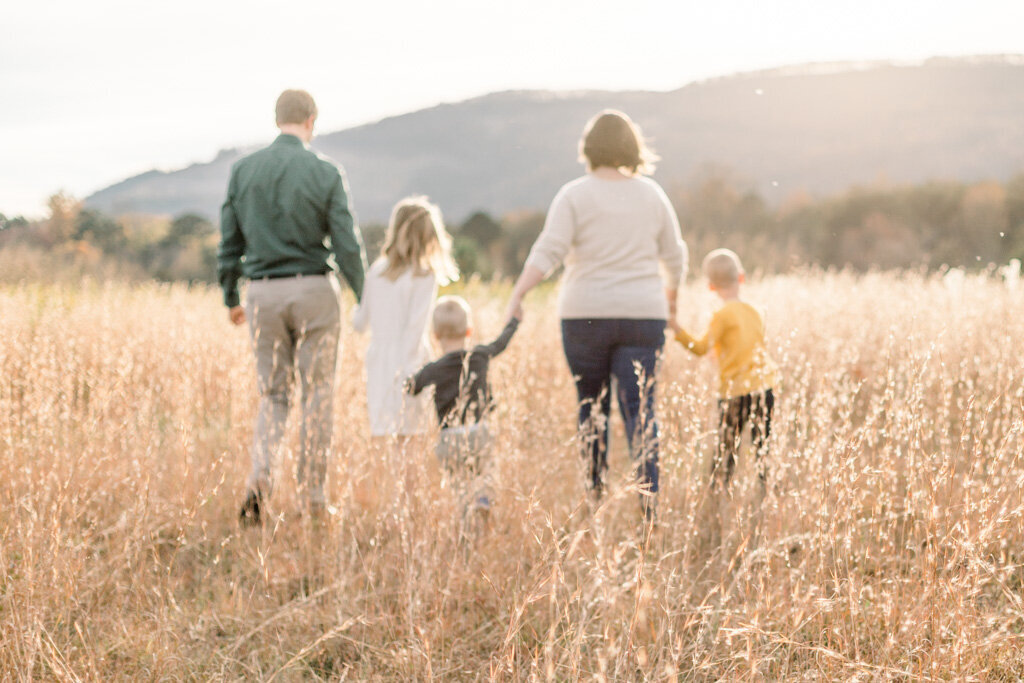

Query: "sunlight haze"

xmin=2 ymin=0 xmax=1022 ymax=217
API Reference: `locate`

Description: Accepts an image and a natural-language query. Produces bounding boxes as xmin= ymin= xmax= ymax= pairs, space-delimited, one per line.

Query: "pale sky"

xmin=2 ymin=0 xmax=1022 ymax=218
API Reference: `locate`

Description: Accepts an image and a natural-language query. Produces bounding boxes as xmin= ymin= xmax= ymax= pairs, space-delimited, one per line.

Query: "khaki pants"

xmin=246 ymin=274 xmax=340 ymax=504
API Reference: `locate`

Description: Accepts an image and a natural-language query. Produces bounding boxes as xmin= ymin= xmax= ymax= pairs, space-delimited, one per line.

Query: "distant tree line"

xmin=3 ymin=169 xmax=1023 ymax=285
xmin=368 ymin=171 xmax=1024 ymax=278
xmin=667 ymin=167 xmax=1024 ymax=273
xmin=0 ymin=193 xmax=218 ymax=283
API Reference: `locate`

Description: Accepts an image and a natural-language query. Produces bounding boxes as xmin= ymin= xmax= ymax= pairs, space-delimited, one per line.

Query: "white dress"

xmin=352 ymin=258 xmax=436 ymax=436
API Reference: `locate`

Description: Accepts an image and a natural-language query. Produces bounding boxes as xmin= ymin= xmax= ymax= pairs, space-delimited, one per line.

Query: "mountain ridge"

xmin=85 ymin=56 xmax=1024 ymax=224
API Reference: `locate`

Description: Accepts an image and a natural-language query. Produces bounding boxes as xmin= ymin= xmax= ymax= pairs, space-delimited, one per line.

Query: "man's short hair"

xmin=702 ymin=248 xmax=744 ymax=288
xmin=275 ymin=89 xmax=317 ymax=125
xmin=433 ymin=296 xmax=471 ymax=339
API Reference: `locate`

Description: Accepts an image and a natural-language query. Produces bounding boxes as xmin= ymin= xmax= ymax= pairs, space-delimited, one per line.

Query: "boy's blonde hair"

xmin=381 ymin=196 xmax=459 ymax=284
xmin=703 ymin=248 xmax=744 ymax=288
xmin=579 ymin=109 xmax=658 ymax=176
xmin=432 ymin=295 xmax=471 ymax=340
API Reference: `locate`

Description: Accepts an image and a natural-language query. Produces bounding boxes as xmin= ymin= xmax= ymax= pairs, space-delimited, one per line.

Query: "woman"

xmin=506 ymin=110 xmax=687 ymax=517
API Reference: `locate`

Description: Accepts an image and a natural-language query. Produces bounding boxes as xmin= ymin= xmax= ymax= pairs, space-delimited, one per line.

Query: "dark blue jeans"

xmin=561 ymin=318 xmax=665 ymax=495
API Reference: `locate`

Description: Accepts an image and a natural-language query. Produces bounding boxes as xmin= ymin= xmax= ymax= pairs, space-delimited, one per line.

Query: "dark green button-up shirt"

xmin=217 ymin=134 xmax=367 ymax=307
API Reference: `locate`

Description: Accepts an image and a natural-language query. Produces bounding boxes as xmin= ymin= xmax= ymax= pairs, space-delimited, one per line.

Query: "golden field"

xmin=1 ymin=271 xmax=1022 ymax=680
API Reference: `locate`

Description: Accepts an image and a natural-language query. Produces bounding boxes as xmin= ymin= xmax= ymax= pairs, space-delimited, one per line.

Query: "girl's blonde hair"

xmin=579 ymin=109 xmax=658 ymax=176
xmin=381 ymin=196 xmax=459 ymax=284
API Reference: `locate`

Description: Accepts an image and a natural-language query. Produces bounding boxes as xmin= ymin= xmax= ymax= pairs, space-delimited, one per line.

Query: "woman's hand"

xmin=505 ymin=264 xmax=544 ymax=325
xmin=504 ymin=296 xmax=525 ymax=324
xmin=665 ymin=287 xmax=678 ymax=320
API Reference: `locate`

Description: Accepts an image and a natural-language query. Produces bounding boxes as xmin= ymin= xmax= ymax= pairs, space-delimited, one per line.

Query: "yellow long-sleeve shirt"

xmin=675 ymin=300 xmax=778 ymax=399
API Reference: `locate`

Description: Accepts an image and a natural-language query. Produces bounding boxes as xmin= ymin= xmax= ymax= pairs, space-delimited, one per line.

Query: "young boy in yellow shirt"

xmin=670 ymin=249 xmax=778 ymax=489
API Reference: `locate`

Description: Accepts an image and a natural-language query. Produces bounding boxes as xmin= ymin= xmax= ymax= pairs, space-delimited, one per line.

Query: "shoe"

xmin=239 ymin=490 xmax=262 ymax=527
xmin=307 ymin=501 xmax=337 ymax=525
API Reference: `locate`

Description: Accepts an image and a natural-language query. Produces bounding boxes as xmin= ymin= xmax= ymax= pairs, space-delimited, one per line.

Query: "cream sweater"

xmin=525 ymin=174 xmax=687 ymax=320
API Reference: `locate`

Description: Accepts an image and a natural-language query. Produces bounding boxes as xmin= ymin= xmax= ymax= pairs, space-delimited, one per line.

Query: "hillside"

xmin=85 ymin=56 xmax=1024 ymax=224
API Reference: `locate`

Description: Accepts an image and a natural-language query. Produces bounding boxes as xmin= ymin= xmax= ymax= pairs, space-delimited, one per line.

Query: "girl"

xmin=353 ymin=196 xmax=459 ymax=439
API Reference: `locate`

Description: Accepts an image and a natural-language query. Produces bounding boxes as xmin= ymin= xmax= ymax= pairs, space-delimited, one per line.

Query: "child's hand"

xmin=667 ymin=318 xmax=681 ymax=335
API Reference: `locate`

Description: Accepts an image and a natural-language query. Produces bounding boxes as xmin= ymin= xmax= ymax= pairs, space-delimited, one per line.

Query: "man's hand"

xmin=229 ymin=306 xmax=246 ymax=326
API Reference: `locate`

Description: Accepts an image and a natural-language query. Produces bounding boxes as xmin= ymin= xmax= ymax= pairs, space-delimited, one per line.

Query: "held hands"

xmin=504 ymin=296 xmax=525 ymax=325
xmin=665 ymin=286 xmax=680 ymax=335
xmin=665 ymin=287 xmax=678 ymax=320
xmin=505 ymin=264 xmax=543 ymax=325
xmin=228 ymin=306 xmax=246 ymax=326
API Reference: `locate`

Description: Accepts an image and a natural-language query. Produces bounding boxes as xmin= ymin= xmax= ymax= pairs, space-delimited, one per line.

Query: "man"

xmin=218 ymin=89 xmax=366 ymax=526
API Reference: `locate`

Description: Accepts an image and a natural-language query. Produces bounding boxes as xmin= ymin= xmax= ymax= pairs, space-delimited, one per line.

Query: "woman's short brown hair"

xmin=275 ymin=89 xmax=318 ymax=125
xmin=579 ymin=110 xmax=658 ymax=176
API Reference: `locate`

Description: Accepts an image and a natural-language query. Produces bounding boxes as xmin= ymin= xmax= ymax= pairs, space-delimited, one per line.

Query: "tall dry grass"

xmin=1 ymin=271 xmax=1022 ymax=680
